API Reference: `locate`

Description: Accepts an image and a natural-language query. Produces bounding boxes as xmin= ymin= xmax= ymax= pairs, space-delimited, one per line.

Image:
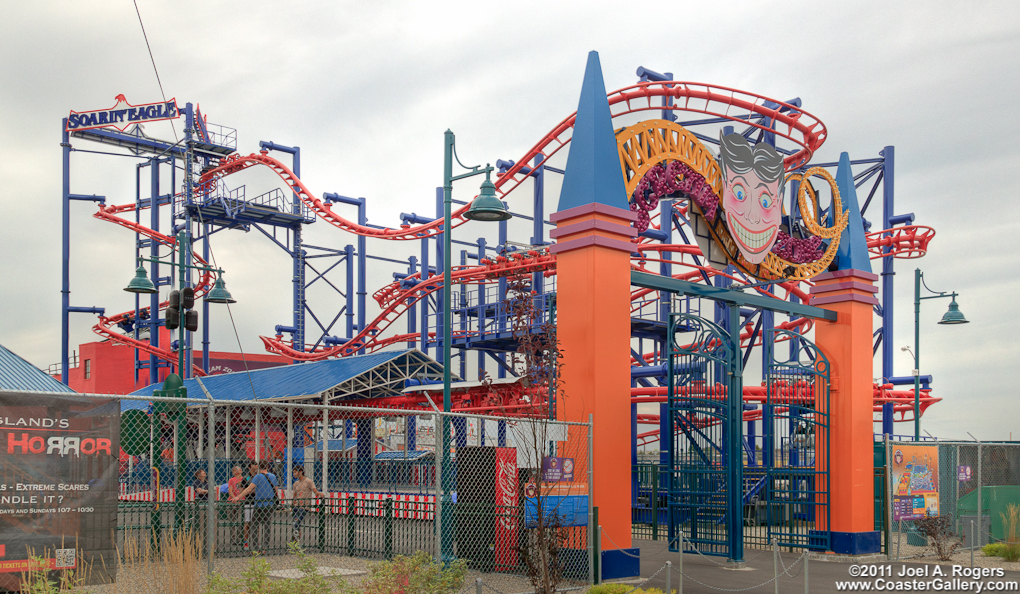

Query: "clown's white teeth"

xmin=727 ymin=214 xmax=775 ymax=253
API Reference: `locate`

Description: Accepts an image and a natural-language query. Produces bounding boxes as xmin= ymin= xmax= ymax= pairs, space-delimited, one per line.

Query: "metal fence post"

xmin=347 ymin=495 xmax=357 ymax=556
xmin=666 ymin=560 xmax=671 ymax=594
xmin=651 ymin=464 xmax=659 ymax=541
xmin=322 ymin=407 xmax=329 ymax=495
xmin=435 ymin=412 xmax=444 ymax=564
xmin=885 ymin=435 xmax=892 ymax=556
xmin=773 ymin=539 xmax=779 ymax=594
xmin=384 ymin=498 xmax=394 ymax=559
xmin=804 ymin=552 xmax=809 ymax=594
xmin=976 ymin=440 xmax=982 ymax=541
xmin=206 ymin=401 xmax=215 ymax=574
xmin=588 ymin=414 xmax=594 ymax=585
xmin=678 ymin=533 xmax=683 ymax=593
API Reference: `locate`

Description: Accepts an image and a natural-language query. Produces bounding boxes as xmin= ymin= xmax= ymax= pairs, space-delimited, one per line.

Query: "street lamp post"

xmin=439 ymin=129 xmax=511 ymax=560
xmin=909 ymin=267 xmax=969 ymax=440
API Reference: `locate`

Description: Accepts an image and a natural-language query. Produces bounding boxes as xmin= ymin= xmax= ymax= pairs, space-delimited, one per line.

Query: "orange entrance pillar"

xmin=811 ymin=268 xmax=881 ymax=554
xmin=549 ymin=51 xmax=639 ymax=578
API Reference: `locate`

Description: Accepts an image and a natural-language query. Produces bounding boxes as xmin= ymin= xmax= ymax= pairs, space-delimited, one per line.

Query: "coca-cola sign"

xmin=493 ymin=448 xmax=518 ymax=570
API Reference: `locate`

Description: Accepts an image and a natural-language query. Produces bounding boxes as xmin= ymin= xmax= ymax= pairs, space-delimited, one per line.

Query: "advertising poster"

xmin=0 ymin=392 xmax=119 ymax=584
xmin=890 ymin=444 xmax=939 ymax=521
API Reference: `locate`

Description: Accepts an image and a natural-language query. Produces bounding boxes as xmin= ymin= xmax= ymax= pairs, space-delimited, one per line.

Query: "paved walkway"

xmin=627 ymin=539 xmax=1020 ymax=593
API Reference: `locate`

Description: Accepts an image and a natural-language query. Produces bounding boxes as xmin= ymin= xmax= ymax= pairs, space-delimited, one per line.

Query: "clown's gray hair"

xmin=718 ymin=133 xmax=785 ymax=195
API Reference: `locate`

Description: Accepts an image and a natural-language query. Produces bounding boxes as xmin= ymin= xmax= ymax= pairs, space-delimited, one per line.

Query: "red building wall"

xmin=57 ymin=332 xmax=290 ymax=394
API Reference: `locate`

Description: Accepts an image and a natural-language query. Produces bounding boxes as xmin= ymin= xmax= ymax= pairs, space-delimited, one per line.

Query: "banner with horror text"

xmin=0 ymin=391 xmax=119 ymax=582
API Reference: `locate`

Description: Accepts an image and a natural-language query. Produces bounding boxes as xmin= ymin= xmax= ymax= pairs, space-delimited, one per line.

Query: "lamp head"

xmin=938 ymin=297 xmax=968 ymax=325
xmin=205 ymin=277 xmax=236 ymax=304
xmin=124 ymin=265 xmax=157 ymax=294
xmin=464 ymin=167 xmax=511 ymax=222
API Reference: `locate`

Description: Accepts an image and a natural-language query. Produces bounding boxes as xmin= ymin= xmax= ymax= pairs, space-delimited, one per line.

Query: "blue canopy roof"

xmin=124 ymin=349 xmax=446 ymax=410
xmin=0 ymin=343 xmax=76 ymax=393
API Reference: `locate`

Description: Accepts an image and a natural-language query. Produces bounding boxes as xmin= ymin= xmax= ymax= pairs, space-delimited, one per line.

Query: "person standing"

xmin=191 ymin=468 xmax=209 ymax=534
xmin=230 ymin=461 xmax=260 ymax=549
xmin=290 ymin=465 xmax=323 ymax=542
xmin=226 ymin=466 xmax=245 ymax=544
xmin=234 ymin=460 xmax=279 ymax=555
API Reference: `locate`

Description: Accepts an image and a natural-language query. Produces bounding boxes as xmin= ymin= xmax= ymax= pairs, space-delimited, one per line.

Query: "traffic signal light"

xmin=166 ymin=290 xmax=181 ymax=330
xmin=165 ymin=288 xmax=198 ymax=331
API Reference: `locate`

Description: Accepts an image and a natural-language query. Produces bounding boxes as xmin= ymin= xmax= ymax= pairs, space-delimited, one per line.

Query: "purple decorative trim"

xmin=809 ymin=281 xmax=879 ymax=295
xmin=814 ymin=269 xmax=880 ymax=282
xmin=549 ymin=219 xmax=637 ymax=239
xmin=771 ymin=232 xmax=823 ymax=263
xmin=550 ymin=235 xmax=636 ymax=255
xmin=550 ymin=203 xmax=638 ymax=223
xmin=629 ymin=162 xmax=717 ymax=232
xmin=810 ymin=292 xmax=880 ymax=306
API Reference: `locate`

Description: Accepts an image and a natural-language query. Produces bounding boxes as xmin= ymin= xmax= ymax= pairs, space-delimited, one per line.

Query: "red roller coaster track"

xmin=86 ymin=82 xmax=935 ymax=426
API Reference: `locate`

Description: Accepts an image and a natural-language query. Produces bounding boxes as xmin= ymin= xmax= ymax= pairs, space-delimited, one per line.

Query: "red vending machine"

xmin=456 ymin=447 xmax=518 ymax=571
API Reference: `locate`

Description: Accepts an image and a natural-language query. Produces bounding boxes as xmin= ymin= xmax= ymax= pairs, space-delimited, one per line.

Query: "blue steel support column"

xmin=727 ymin=305 xmax=744 ymax=563
xmin=60 ymin=121 xmax=71 ymax=384
xmin=459 ymin=250 xmax=468 ymax=378
xmin=532 ymin=155 xmax=545 ymax=293
xmin=421 ymin=229 xmax=431 ymax=357
xmin=746 ymin=414 xmax=756 ymax=467
xmin=202 ymin=223 xmax=211 ymax=372
xmin=356 ymin=418 xmax=372 ymax=487
xmin=631 ymin=403 xmax=638 ymax=505
xmin=407 ymin=416 xmax=417 ymax=451
xmin=880 ymin=146 xmax=895 ymax=434
xmin=453 ymin=418 xmax=467 ymax=448
xmin=260 ymin=142 xmax=305 ymax=355
xmin=357 ymin=199 xmax=367 ymax=354
xmin=149 ymin=157 xmax=161 ymax=385
xmin=407 ymin=256 xmax=418 ymax=349
xmin=293 ymin=224 xmax=305 ymax=356
xmin=345 ymin=245 xmax=355 ymax=339
xmin=476 ymin=238 xmax=487 ymax=379
xmin=659 ymin=403 xmax=668 ymax=466
xmin=497 ymin=217 xmax=508 ymax=379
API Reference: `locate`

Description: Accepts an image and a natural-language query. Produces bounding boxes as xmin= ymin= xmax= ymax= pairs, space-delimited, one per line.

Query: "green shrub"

xmin=206 ymin=542 xmax=346 ymax=594
xmin=361 ymin=551 xmax=466 ymax=594
xmin=982 ymin=543 xmax=1007 ymax=557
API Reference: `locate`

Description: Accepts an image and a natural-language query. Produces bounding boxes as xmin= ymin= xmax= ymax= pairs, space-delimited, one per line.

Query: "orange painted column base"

xmin=811 ymin=269 xmax=881 ymax=555
xmin=550 ymin=203 xmax=637 ymax=556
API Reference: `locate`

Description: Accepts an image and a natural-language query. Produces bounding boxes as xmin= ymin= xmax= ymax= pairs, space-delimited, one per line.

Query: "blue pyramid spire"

xmin=834 ymin=152 xmax=872 ymax=272
xmin=556 ymin=51 xmax=629 ymax=212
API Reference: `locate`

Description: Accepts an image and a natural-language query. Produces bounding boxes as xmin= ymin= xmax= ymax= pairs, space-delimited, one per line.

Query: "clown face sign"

xmin=717 ymin=133 xmax=785 ymax=265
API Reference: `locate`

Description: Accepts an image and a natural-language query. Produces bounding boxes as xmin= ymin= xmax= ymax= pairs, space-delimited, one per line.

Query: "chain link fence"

xmin=0 ymin=389 xmax=592 ymax=592
xmin=881 ymin=439 xmax=1020 ymax=558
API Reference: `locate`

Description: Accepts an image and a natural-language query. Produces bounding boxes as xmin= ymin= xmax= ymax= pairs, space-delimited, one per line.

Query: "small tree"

xmin=482 ymin=266 xmax=580 ymax=594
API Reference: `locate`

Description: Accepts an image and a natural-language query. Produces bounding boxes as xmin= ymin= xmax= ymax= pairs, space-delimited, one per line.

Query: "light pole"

xmin=439 ymin=129 xmax=511 ymax=559
xmin=908 ymin=267 xmax=968 ymax=440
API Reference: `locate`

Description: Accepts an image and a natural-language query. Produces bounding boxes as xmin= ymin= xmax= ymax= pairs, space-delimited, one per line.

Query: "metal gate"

xmin=758 ymin=329 xmax=831 ymax=550
xmin=666 ymin=312 xmax=741 ymax=558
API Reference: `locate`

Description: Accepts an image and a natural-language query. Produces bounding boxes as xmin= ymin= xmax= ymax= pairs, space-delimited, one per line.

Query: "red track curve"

xmin=198 ymin=82 xmax=825 ymax=242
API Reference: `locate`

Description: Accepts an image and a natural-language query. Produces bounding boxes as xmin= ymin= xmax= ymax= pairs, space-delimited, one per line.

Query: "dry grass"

xmin=114 ymin=531 xmax=205 ymax=594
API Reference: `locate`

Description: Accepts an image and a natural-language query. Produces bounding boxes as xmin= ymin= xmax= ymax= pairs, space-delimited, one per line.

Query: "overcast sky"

xmin=1 ymin=1 xmax=1017 ymax=440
